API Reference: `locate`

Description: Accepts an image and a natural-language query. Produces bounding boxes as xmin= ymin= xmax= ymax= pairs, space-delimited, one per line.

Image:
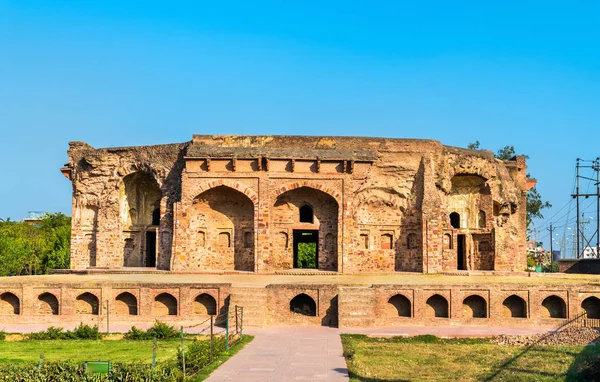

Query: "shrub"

xmin=27 ymin=326 xmax=65 ymax=340
xmin=178 ymin=335 xmax=228 ymax=375
xmin=73 ymin=323 xmax=102 ymax=339
xmin=124 ymin=321 xmax=179 ymax=340
xmin=0 ymin=331 xmax=6 ymax=341
xmin=0 ymin=361 xmax=181 ymax=381
xmin=27 ymin=324 xmax=102 ymax=340
xmin=124 ymin=326 xmax=151 ymax=340
xmin=147 ymin=321 xmax=179 ymax=340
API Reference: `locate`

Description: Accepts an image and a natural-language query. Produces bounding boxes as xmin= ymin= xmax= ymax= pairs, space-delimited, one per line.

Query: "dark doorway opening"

xmin=293 ymin=230 xmax=318 ymax=269
xmin=457 ymin=234 xmax=466 ymax=270
xmin=145 ymin=231 xmax=157 ymax=267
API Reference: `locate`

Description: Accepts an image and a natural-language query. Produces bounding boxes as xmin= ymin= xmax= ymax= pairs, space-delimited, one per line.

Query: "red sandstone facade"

xmin=62 ymin=135 xmax=530 ymax=273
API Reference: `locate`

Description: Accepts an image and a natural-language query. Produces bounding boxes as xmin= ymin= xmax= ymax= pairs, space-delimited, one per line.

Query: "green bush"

xmin=147 ymin=321 xmax=178 ymax=340
xmin=27 ymin=324 xmax=102 ymax=340
xmin=73 ymin=323 xmax=102 ymax=340
xmin=124 ymin=321 xmax=178 ymax=340
xmin=178 ymin=336 xmax=228 ymax=375
xmin=123 ymin=326 xmax=151 ymax=340
xmin=0 ymin=361 xmax=181 ymax=381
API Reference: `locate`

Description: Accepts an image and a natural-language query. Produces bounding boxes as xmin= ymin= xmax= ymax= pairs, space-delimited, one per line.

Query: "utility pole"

xmin=581 ymin=213 xmax=589 ymax=256
xmin=547 ymin=224 xmax=553 ymax=272
xmin=571 ymin=158 xmax=600 ymax=258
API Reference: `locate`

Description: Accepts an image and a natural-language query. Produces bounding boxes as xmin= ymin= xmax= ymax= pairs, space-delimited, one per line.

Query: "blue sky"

xmin=1 ymin=1 xmax=599 ymax=253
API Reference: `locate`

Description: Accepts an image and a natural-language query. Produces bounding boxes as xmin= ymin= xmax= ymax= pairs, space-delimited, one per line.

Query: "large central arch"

xmin=272 ymin=186 xmax=339 ymax=271
xmin=189 ymin=185 xmax=255 ymax=271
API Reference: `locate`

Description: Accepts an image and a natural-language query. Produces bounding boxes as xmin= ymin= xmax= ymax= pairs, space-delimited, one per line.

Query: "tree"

xmin=467 ymin=141 xmax=480 ymax=150
xmin=0 ymin=213 xmax=71 ymax=276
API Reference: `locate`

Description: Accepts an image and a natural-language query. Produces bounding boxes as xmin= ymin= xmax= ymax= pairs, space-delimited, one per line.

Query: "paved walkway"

xmin=207 ymin=327 xmax=349 ymax=382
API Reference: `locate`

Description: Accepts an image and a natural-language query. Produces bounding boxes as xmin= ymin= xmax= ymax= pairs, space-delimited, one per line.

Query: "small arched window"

xmin=299 ymin=204 xmax=314 ymax=223
xmin=478 ymin=210 xmax=486 ymax=229
xmin=450 ymin=212 xmax=460 ymax=229
xmin=152 ymin=208 xmax=160 ymax=225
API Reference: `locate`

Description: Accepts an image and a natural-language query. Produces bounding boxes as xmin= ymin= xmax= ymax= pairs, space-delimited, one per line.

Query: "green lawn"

xmin=0 ymin=339 xmax=180 ymax=364
xmin=341 ymin=334 xmax=600 ymax=382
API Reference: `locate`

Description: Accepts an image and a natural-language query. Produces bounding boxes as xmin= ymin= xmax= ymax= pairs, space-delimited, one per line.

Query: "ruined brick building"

xmin=61 ymin=135 xmax=530 ymax=273
xmin=5 ymin=134 xmax=600 ymax=330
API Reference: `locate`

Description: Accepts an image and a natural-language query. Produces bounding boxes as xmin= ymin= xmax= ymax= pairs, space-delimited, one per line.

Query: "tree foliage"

xmin=297 ymin=242 xmax=317 ymax=268
xmin=0 ymin=213 xmax=71 ymax=276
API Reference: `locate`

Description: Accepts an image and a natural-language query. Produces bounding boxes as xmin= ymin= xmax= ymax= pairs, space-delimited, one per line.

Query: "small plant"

xmin=124 ymin=321 xmax=178 ymax=340
xmin=27 ymin=323 xmax=103 ymax=340
xmin=147 ymin=320 xmax=178 ymax=339
xmin=0 ymin=330 xmax=6 ymax=341
xmin=124 ymin=326 xmax=151 ymax=340
xmin=72 ymin=323 xmax=102 ymax=339
xmin=28 ymin=326 xmax=64 ymax=340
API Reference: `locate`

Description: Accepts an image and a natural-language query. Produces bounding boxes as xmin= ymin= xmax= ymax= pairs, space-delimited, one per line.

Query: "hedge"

xmin=0 ymin=361 xmax=182 ymax=381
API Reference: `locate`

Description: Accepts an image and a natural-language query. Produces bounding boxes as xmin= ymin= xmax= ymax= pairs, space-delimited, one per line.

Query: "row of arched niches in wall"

xmin=386 ymin=294 xmax=600 ymax=319
xmin=0 ymin=292 xmax=217 ymax=316
xmin=3 ymin=291 xmax=600 ymax=320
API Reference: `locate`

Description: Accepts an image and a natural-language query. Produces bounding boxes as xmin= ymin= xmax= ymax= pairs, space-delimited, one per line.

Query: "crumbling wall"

xmin=65 ymin=136 xmax=528 ymax=273
xmin=66 ymin=142 xmax=186 ymax=270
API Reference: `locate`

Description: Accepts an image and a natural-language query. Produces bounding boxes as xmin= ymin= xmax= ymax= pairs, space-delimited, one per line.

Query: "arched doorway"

xmin=273 ymin=187 xmax=339 ymax=271
xmin=120 ymin=172 xmax=162 ymax=268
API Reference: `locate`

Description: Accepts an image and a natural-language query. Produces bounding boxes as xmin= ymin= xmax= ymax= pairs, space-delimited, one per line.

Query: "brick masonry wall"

xmin=1 ymin=282 xmax=599 ymax=329
xmin=65 ymin=136 xmax=529 ymax=274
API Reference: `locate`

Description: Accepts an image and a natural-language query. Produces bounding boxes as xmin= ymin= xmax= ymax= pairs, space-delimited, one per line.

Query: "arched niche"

xmin=503 ymin=295 xmax=527 ymax=318
xmin=154 ymin=293 xmax=177 ymax=316
xmin=290 ymin=293 xmax=317 ymax=316
xmin=115 ymin=292 xmax=138 ymax=315
xmin=425 ymin=294 xmax=449 ymax=318
xmin=582 ymin=297 xmax=600 ymax=319
xmin=38 ymin=293 xmax=59 ymax=315
xmin=76 ymin=292 xmax=99 ymax=315
xmin=541 ymin=295 xmax=566 ymax=319
xmin=194 ymin=293 xmax=217 ymax=315
xmin=387 ymin=294 xmax=411 ymax=317
xmin=189 ymin=186 xmax=255 ymax=271
xmin=463 ymin=295 xmax=487 ymax=318
xmin=0 ymin=292 xmax=20 ymax=315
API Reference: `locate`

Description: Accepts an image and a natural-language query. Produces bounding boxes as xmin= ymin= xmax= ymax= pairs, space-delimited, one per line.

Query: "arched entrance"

xmin=120 ymin=172 xmax=162 ymax=268
xmin=189 ymin=186 xmax=255 ymax=271
xmin=273 ymin=187 xmax=339 ymax=271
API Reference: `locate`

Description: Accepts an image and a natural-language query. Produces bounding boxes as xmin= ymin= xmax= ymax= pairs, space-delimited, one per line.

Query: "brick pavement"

xmin=207 ymin=327 xmax=349 ymax=382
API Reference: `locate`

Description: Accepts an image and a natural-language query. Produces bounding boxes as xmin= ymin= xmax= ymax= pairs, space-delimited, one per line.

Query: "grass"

xmin=188 ymin=335 xmax=254 ymax=381
xmin=0 ymin=339 xmax=180 ymax=364
xmin=341 ymin=334 xmax=600 ymax=382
